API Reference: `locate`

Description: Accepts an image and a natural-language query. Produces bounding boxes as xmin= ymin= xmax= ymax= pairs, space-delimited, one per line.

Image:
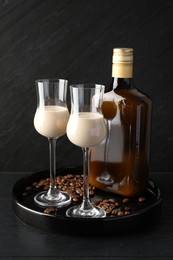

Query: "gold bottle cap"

xmin=112 ymin=48 xmax=133 ymax=63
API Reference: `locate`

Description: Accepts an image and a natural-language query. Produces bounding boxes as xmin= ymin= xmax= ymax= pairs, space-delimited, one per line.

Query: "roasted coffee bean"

xmin=115 ymin=201 xmax=121 ymax=207
xmin=22 ymin=192 xmax=28 ymax=196
xmin=138 ymin=197 xmax=146 ymax=202
xmin=117 ymin=211 xmax=124 ymax=216
xmin=106 ymin=207 xmax=113 ymax=215
xmin=109 ymin=198 xmax=116 ymax=203
xmin=111 ymin=209 xmax=118 ymax=215
xmin=76 ymin=188 xmax=81 ymax=194
xmin=25 ymin=186 xmax=32 ymax=191
xmin=72 ymin=196 xmax=80 ymax=202
xmin=101 ymin=203 xmax=110 ymax=210
xmin=103 ymin=199 xmax=110 ymax=203
xmin=37 ymin=179 xmax=46 ymax=187
xmin=44 ymin=185 xmax=49 ymax=190
xmin=43 ymin=181 xmax=49 ymax=186
xmin=32 ymin=182 xmax=37 ymax=187
xmin=124 ymin=206 xmax=131 ymax=211
xmin=89 ymin=190 xmax=94 ymax=196
xmin=44 ymin=207 xmax=56 ymax=214
xmin=123 ymin=198 xmax=129 ymax=203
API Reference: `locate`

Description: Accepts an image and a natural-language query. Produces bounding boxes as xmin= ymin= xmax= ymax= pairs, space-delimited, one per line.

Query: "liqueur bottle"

xmin=90 ymin=48 xmax=152 ymax=197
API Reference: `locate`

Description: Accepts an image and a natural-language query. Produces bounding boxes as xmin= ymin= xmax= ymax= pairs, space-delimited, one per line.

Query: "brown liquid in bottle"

xmin=89 ymin=48 xmax=152 ymax=197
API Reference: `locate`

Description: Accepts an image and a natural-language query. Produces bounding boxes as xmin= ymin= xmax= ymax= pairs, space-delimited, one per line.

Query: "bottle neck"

xmin=110 ymin=62 xmax=134 ymax=90
xmin=112 ymin=77 xmax=133 ymax=89
xmin=105 ymin=77 xmax=133 ymax=93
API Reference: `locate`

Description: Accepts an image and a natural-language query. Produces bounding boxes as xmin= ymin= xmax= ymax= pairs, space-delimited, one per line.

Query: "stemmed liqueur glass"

xmin=33 ymin=79 xmax=71 ymax=207
xmin=66 ymin=84 xmax=107 ymax=218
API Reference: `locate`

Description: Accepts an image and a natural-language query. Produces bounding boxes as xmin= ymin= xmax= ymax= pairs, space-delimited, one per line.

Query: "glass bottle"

xmin=90 ymin=48 xmax=152 ymax=197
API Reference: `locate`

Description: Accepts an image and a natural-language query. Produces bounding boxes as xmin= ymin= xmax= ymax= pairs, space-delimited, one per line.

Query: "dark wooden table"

xmin=0 ymin=172 xmax=172 ymax=259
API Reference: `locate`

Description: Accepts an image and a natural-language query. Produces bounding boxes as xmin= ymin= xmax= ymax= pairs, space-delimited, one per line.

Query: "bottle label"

xmin=112 ymin=63 xmax=133 ymax=78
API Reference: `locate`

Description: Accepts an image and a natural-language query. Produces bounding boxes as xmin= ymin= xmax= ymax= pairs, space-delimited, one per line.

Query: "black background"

xmin=0 ymin=0 xmax=172 ymax=172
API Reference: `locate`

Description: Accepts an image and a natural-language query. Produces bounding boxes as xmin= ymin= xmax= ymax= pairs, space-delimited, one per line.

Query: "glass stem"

xmin=81 ymin=147 xmax=93 ymax=210
xmin=104 ymin=120 xmax=111 ymax=169
xmin=47 ymin=137 xmax=59 ymax=196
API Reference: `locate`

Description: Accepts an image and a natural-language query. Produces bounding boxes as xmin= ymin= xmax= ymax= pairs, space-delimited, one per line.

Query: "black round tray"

xmin=11 ymin=167 xmax=162 ymax=235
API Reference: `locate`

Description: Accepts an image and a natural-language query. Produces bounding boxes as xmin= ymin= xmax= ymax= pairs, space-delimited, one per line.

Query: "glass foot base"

xmin=96 ymin=176 xmax=114 ymax=185
xmin=66 ymin=205 xmax=106 ymax=218
xmin=34 ymin=191 xmax=71 ymax=208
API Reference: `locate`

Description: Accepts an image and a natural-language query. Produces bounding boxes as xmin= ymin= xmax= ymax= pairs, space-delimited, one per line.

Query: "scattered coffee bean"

xmin=89 ymin=190 xmax=95 ymax=196
xmin=106 ymin=207 xmax=113 ymax=214
xmin=123 ymin=198 xmax=129 ymax=203
xmin=109 ymin=198 xmax=116 ymax=203
xmin=76 ymin=188 xmax=81 ymax=194
xmin=115 ymin=201 xmax=121 ymax=207
xmin=25 ymin=186 xmax=32 ymax=191
xmin=117 ymin=211 xmax=124 ymax=216
xmin=138 ymin=197 xmax=146 ymax=202
xmin=22 ymin=192 xmax=28 ymax=196
xmin=111 ymin=209 xmax=118 ymax=215
xmin=44 ymin=207 xmax=56 ymax=214
xmin=124 ymin=206 xmax=131 ymax=211
xmin=72 ymin=195 xmax=80 ymax=202
xmin=94 ymin=198 xmax=131 ymax=217
xmin=44 ymin=185 xmax=49 ymax=190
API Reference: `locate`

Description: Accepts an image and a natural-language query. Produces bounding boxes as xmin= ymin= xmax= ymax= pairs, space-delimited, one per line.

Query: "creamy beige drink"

xmin=34 ymin=105 xmax=69 ymax=138
xmin=67 ymin=112 xmax=106 ymax=147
